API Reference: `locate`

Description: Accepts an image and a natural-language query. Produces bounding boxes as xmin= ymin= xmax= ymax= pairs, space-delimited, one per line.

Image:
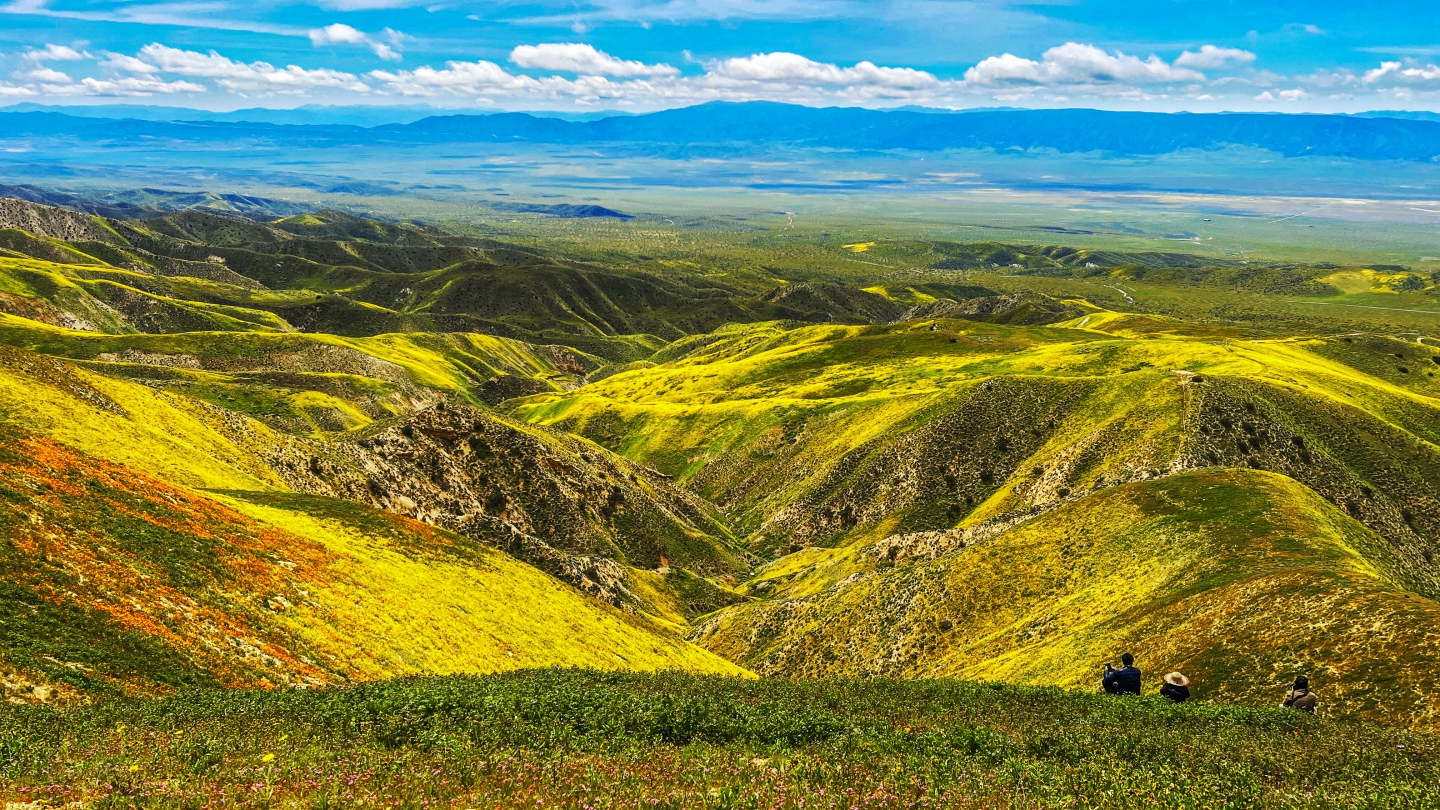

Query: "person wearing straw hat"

xmin=1160 ymin=672 xmax=1191 ymax=703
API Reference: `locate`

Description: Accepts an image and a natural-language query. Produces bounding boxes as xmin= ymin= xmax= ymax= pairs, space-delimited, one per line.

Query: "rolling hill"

xmin=515 ymin=313 xmax=1440 ymax=727
xmin=1 ymin=195 xmax=1439 ymax=734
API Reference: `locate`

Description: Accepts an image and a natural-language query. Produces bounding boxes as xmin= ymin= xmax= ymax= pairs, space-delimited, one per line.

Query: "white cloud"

xmin=964 ymin=43 xmax=1204 ymax=88
xmin=23 ymin=43 xmax=89 ymax=62
xmin=370 ymin=60 xmax=545 ymax=97
xmin=1174 ymin=45 xmax=1257 ymax=70
xmin=1 ymin=55 xmax=203 ymax=98
xmin=1278 ymin=88 xmax=1308 ymax=101
xmin=1364 ymin=61 xmax=1402 ymax=83
xmin=1402 ymin=65 xmax=1440 ymax=81
xmin=309 ymin=23 xmax=405 ymax=61
xmin=101 ymin=53 xmax=161 ymax=74
xmin=138 ymin=43 xmax=371 ymax=94
xmin=1362 ymin=60 xmax=1440 ymax=85
xmin=510 ymin=43 xmax=678 ymax=77
xmin=707 ymin=52 xmax=938 ymax=88
xmin=315 ymin=0 xmax=424 ymax=9
xmin=15 ymin=67 xmax=74 ymax=83
xmin=1254 ymin=90 xmax=1275 ymax=101
xmin=310 ymin=23 xmax=368 ymax=46
xmin=69 ymin=74 xmax=205 ymax=95
xmin=372 ymin=50 xmax=946 ymax=106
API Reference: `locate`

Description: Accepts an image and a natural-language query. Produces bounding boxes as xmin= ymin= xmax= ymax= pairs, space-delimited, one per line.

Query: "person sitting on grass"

xmin=1280 ymin=676 xmax=1317 ymax=715
xmin=1102 ymin=653 xmax=1141 ymax=695
xmin=1160 ymin=672 xmax=1190 ymax=703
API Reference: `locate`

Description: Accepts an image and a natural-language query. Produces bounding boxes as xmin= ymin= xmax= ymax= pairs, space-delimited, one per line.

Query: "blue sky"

xmin=0 ymin=0 xmax=1437 ymax=112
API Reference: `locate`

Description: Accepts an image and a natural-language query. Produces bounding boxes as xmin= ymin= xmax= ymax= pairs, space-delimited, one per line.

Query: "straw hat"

xmin=1164 ymin=672 xmax=1190 ymax=687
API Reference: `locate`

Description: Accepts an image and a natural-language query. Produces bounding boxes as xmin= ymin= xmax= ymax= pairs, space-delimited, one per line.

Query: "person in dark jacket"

xmin=1159 ymin=671 xmax=1190 ymax=703
xmin=1102 ymin=653 xmax=1141 ymax=695
xmin=1281 ymin=676 xmax=1318 ymax=715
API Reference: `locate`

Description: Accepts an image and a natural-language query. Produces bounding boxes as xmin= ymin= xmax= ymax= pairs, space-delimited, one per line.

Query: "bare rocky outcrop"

xmin=0 ymin=198 xmax=122 ymax=244
xmin=898 ymin=292 xmax=1083 ymax=326
xmin=0 ymin=291 xmax=98 ymax=332
xmin=253 ymin=403 xmax=747 ymax=607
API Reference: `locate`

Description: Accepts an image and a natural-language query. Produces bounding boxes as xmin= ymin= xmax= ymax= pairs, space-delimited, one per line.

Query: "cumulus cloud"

xmin=14 ymin=67 xmax=75 ymax=83
xmin=371 ymin=47 xmax=946 ymax=105
xmin=22 ymin=43 xmax=89 ymax=62
xmin=315 ymin=0 xmax=422 ymax=9
xmin=369 ymin=60 xmax=540 ymax=97
xmin=510 ymin=43 xmax=677 ymax=77
xmin=1403 ymin=65 xmax=1440 ymax=81
xmin=12 ymin=37 xmax=1431 ymax=111
xmin=309 ymin=23 xmax=405 ymax=61
xmin=137 ymin=43 xmax=371 ymax=93
xmin=52 ymin=75 xmax=207 ymax=97
xmin=1 ymin=68 xmax=202 ymax=98
xmin=101 ymin=53 xmax=162 ymax=74
xmin=707 ymin=52 xmax=938 ymax=88
xmin=0 ymin=42 xmax=201 ymax=98
xmin=964 ymin=43 xmax=1203 ymax=88
xmin=1363 ymin=60 xmax=1440 ymax=84
xmin=1364 ymin=61 xmax=1402 ymax=83
xmin=1174 ymin=45 xmax=1257 ymax=70
xmin=310 ymin=23 xmax=368 ymax=46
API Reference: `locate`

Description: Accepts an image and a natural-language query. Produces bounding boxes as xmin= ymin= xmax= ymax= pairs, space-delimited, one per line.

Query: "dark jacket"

xmin=1282 ymin=688 xmax=1317 ymax=714
xmin=1103 ymin=665 xmax=1142 ymax=695
xmin=1159 ymin=682 xmax=1190 ymax=703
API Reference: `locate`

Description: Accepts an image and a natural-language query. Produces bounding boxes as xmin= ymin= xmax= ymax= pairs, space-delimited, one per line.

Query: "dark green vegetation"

xmin=7 ymin=670 xmax=1440 ymax=809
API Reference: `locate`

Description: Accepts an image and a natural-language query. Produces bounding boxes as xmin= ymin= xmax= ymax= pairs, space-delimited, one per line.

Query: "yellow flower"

xmin=262 ymin=753 xmax=276 ymax=763
xmin=279 ymin=734 xmax=289 ymax=742
xmin=115 ymin=724 xmax=126 ymax=734
xmin=128 ymin=765 xmax=139 ymax=772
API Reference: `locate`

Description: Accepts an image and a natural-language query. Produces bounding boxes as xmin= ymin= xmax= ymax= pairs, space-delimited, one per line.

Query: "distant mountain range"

xmin=4 ymin=102 xmax=1440 ymax=162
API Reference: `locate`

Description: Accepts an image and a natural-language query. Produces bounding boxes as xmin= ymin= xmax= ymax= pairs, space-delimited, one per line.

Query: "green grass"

xmin=4 ymin=669 xmax=1438 ymax=809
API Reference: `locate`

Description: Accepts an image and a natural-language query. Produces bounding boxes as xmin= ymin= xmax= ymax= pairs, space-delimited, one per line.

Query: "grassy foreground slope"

xmin=4 ymin=670 xmax=1438 ymax=809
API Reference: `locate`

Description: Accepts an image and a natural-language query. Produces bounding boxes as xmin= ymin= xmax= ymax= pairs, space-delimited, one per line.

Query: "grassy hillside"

xmin=0 ymin=203 xmax=915 ymax=362
xmin=696 ymin=470 xmax=1440 ymax=728
xmin=0 ymin=311 xmax=599 ymax=436
xmin=515 ymin=316 xmax=1440 ymax=562
xmin=515 ymin=314 xmax=1440 ymax=726
xmin=4 ymin=670 xmax=1438 ymax=809
xmin=0 ymin=426 xmax=744 ymax=702
xmin=3 ymin=196 xmax=1440 ymax=742
xmin=0 ymin=335 xmax=748 ymax=702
